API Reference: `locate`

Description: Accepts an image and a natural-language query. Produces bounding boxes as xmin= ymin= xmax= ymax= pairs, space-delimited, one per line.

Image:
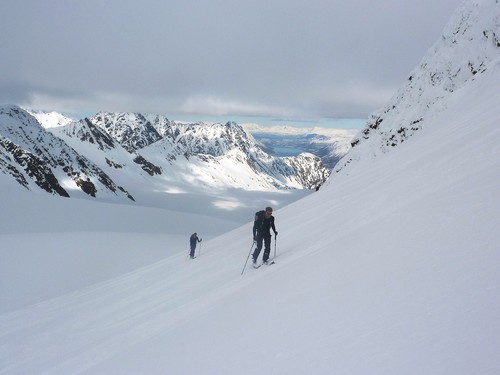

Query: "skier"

xmin=189 ymin=232 xmax=202 ymax=259
xmin=252 ymin=207 xmax=278 ymax=266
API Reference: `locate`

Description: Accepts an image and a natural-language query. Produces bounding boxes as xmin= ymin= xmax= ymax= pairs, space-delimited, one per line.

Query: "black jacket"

xmin=190 ymin=234 xmax=201 ymax=247
xmin=253 ymin=210 xmax=276 ymax=238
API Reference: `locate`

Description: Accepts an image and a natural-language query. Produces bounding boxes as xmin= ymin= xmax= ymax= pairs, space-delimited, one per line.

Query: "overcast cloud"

xmin=1 ymin=0 xmax=463 ymax=126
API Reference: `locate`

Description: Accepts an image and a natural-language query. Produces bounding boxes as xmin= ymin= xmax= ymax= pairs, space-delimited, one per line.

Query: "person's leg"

xmin=253 ymin=235 xmax=263 ymax=262
xmin=263 ymin=235 xmax=272 ymax=262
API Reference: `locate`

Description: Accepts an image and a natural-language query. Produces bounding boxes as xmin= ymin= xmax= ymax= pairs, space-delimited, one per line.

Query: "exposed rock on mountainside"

xmin=0 ymin=106 xmax=134 ymax=200
xmin=90 ymin=112 xmax=165 ymax=152
xmin=338 ymin=0 xmax=500 ymax=173
xmin=1 ymin=107 xmax=333 ymax=197
xmin=283 ymin=153 xmax=330 ymax=189
xmin=0 ymin=136 xmax=69 ymax=196
xmin=88 ymin=113 xmax=331 ymax=190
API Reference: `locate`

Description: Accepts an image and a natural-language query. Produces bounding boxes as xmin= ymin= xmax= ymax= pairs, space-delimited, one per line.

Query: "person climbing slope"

xmin=252 ymin=207 xmax=277 ymax=267
xmin=189 ymin=232 xmax=202 ymax=259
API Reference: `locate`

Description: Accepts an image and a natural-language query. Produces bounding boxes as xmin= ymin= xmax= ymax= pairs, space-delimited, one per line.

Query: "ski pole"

xmin=241 ymin=241 xmax=256 ymax=275
xmin=198 ymin=242 xmax=202 ymax=257
xmin=274 ymin=233 xmax=277 ymax=258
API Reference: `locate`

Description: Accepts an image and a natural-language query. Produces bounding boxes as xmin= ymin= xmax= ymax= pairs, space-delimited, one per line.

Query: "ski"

xmin=253 ymin=260 xmax=275 ymax=269
xmin=264 ymin=257 xmax=276 ymax=265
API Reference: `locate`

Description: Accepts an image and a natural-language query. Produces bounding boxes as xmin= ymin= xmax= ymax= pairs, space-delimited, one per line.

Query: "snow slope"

xmin=0 ymin=175 xmax=311 ymax=313
xmin=25 ymin=109 xmax=74 ymax=128
xmin=1 ymin=42 xmax=499 ymax=375
xmin=1 ymin=0 xmax=499 ymax=374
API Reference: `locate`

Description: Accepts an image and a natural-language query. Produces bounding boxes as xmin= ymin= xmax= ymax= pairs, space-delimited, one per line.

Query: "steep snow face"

xmin=55 ymin=118 xmax=119 ymax=152
xmin=337 ymin=0 xmax=500 ymax=173
xmin=0 ymin=106 xmax=134 ymax=200
xmin=25 ymin=109 xmax=75 ymax=128
xmin=50 ymin=119 xmax=163 ymax=186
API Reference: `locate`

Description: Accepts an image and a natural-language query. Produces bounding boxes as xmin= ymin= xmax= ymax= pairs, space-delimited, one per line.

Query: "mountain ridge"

xmin=0 ymin=107 xmax=335 ymax=199
xmin=337 ymin=0 xmax=499 ymax=173
xmin=0 ymin=106 xmax=134 ymax=200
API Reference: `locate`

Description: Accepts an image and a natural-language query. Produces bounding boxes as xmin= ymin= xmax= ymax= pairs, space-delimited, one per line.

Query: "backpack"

xmin=254 ymin=210 xmax=265 ymax=224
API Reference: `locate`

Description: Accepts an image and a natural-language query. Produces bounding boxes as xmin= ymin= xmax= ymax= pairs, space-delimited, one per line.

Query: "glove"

xmin=253 ymin=236 xmax=256 ymax=241
xmin=274 ymin=231 xmax=278 ymax=236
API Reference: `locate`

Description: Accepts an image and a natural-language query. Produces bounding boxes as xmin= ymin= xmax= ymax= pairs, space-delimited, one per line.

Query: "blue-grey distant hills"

xmin=243 ymin=124 xmax=356 ymax=169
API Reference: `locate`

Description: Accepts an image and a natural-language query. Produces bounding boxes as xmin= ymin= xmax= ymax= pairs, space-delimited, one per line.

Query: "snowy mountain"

xmin=1 ymin=1 xmax=499 ymax=374
xmin=87 ymin=112 xmax=331 ymax=190
xmin=336 ymin=0 xmax=500 ymax=174
xmin=1 ymin=109 xmax=332 ymax=198
xmin=0 ymin=106 xmax=134 ymax=201
xmin=25 ymin=109 xmax=75 ymax=128
xmin=49 ymin=118 xmax=163 ymax=184
xmin=89 ymin=112 xmax=165 ymax=152
xmin=282 ymin=152 xmax=330 ymax=189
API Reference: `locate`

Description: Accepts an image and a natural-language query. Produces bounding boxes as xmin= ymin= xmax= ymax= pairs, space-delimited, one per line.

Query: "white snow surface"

xmin=1 ymin=64 xmax=498 ymax=374
xmin=25 ymin=109 xmax=74 ymax=128
xmin=1 ymin=1 xmax=500 ymax=374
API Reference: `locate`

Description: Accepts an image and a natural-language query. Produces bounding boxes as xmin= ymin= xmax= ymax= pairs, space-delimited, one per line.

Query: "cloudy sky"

xmin=1 ymin=0 xmax=463 ymax=128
